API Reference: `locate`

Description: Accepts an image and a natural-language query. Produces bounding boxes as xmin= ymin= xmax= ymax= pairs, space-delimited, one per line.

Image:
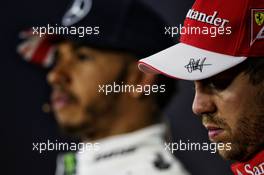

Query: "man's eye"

xmin=208 ymin=82 xmax=226 ymax=90
xmin=76 ymin=53 xmax=93 ymax=61
xmin=207 ymin=79 xmax=232 ymax=91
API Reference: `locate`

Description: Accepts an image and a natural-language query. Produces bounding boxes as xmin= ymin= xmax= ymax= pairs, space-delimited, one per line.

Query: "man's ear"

xmin=126 ymin=62 xmax=156 ymax=98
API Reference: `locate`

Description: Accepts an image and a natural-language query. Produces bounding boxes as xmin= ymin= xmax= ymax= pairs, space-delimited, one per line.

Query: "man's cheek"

xmin=221 ymin=114 xmax=238 ymax=133
xmin=219 ymin=91 xmax=242 ymax=110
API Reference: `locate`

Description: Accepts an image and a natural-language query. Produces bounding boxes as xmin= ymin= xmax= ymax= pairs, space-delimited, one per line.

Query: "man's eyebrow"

xmin=200 ymin=65 xmax=245 ymax=88
xmin=72 ymin=42 xmax=86 ymax=51
xmin=213 ymin=63 xmax=246 ymax=79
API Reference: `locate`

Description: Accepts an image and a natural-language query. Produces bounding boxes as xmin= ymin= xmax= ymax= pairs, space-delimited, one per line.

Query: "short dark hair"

xmin=241 ymin=57 xmax=264 ymax=85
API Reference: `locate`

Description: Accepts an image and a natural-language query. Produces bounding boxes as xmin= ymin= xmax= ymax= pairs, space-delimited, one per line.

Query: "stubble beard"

xmin=217 ymin=92 xmax=264 ymax=161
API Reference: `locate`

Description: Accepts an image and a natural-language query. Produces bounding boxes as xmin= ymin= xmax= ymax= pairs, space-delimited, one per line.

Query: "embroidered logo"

xmin=250 ymin=9 xmax=264 ymax=46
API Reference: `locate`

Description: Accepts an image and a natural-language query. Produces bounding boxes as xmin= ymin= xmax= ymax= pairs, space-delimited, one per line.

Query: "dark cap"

xmin=60 ymin=0 xmax=174 ymax=57
xmin=17 ymin=0 xmax=175 ymax=67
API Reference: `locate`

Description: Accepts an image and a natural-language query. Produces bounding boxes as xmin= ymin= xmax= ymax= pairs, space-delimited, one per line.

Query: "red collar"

xmin=231 ymin=150 xmax=264 ymax=175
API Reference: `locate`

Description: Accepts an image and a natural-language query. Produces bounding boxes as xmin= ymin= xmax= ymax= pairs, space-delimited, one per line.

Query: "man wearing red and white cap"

xmin=138 ymin=0 xmax=264 ymax=174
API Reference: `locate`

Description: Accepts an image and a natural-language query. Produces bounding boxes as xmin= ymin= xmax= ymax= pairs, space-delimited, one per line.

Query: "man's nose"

xmin=192 ymin=81 xmax=216 ymax=116
xmin=47 ymin=64 xmax=71 ymax=86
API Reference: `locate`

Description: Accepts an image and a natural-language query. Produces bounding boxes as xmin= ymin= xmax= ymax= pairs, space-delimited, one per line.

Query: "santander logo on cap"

xmin=180 ymin=0 xmax=264 ymax=57
xmin=138 ymin=0 xmax=264 ymax=81
xmin=186 ymin=9 xmax=230 ymax=28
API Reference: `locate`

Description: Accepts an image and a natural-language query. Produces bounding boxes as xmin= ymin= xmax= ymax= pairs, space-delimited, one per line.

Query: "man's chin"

xmin=57 ymin=119 xmax=95 ymax=139
xmin=55 ymin=111 xmax=87 ymax=128
xmin=218 ymin=149 xmax=236 ymax=160
xmin=217 ymin=143 xmax=248 ymax=161
xmin=59 ymin=125 xmax=84 ymax=138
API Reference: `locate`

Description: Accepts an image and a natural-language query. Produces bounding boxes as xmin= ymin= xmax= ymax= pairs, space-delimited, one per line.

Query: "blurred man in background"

xmin=18 ymin=0 xmax=189 ymax=174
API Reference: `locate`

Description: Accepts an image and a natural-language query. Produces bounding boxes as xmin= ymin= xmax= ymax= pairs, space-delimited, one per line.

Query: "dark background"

xmin=1 ymin=0 xmax=232 ymax=174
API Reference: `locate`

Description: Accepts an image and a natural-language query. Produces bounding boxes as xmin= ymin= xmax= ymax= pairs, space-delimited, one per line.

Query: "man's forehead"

xmin=56 ymin=40 xmax=125 ymax=55
xmin=56 ymin=41 xmax=97 ymax=55
xmin=53 ymin=41 xmax=135 ymax=64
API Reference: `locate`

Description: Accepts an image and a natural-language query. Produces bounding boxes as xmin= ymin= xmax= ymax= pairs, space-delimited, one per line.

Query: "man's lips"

xmin=51 ymin=91 xmax=75 ymax=111
xmin=204 ymin=125 xmax=224 ymax=140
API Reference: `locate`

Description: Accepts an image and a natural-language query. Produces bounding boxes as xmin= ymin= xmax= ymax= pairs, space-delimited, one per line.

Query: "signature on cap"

xmin=184 ymin=57 xmax=212 ymax=73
